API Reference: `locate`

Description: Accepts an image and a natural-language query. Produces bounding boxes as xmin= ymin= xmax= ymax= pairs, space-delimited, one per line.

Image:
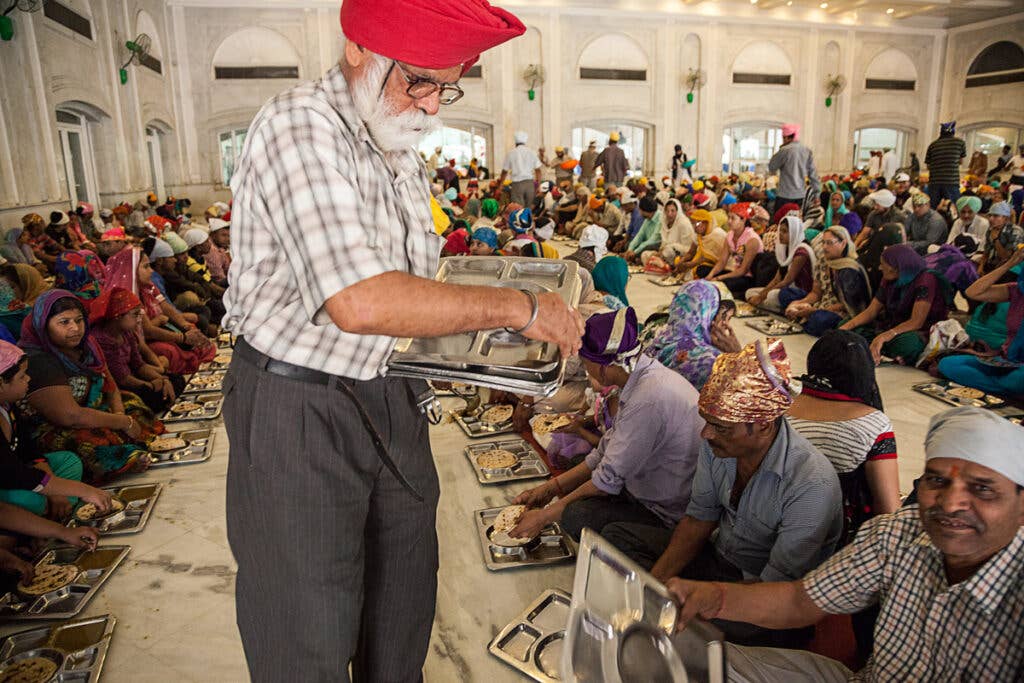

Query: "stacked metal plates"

xmin=489 ymin=589 xmax=571 ymax=682
xmin=0 ymin=546 xmax=130 ymax=620
xmin=561 ymin=530 xmax=727 ymax=682
xmin=387 ymin=257 xmax=582 ymax=397
xmin=0 ymin=614 xmax=116 ymax=683
xmin=473 ymin=507 xmax=575 ymax=571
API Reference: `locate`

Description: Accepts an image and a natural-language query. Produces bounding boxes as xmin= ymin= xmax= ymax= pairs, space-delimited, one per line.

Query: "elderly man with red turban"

xmin=603 ymin=339 xmax=842 ymax=647
xmin=219 ymin=2 xmax=585 ymax=681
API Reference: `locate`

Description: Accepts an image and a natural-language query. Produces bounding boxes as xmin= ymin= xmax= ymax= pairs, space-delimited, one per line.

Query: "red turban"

xmin=340 ymin=0 xmax=525 ymax=75
xmin=772 ymin=203 xmax=800 ymax=225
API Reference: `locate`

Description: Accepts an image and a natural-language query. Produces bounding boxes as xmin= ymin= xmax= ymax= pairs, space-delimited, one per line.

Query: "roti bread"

xmin=75 ymin=497 xmax=124 ymax=521
xmin=149 ymin=436 xmax=187 ymax=452
xmin=493 ymin=505 xmax=526 ymax=533
xmin=17 ymin=563 xmax=79 ymax=596
xmin=476 ymin=449 xmax=519 ymax=470
xmin=532 ymin=414 xmax=572 ymax=435
xmin=170 ymin=401 xmax=202 ymax=414
xmin=0 ymin=656 xmax=59 ymax=683
xmin=489 ymin=528 xmax=535 ymax=547
xmin=480 ymin=404 xmax=514 ymax=425
xmin=948 ymin=386 xmax=984 ymax=400
xmin=213 ymin=354 xmax=231 ymax=364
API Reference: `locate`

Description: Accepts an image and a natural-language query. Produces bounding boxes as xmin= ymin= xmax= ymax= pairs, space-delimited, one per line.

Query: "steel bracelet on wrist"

xmin=506 ymin=288 xmax=539 ymax=335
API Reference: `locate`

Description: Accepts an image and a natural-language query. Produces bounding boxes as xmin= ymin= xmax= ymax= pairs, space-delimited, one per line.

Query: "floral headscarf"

xmin=55 ymin=250 xmax=107 ymax=300
xmin=104 ymin=247 xmax=164 ymax=319
xmin=18 ymin=289 xmax=109 ymax=381
xmin=644 ymin=280 xmax=722 ymax=390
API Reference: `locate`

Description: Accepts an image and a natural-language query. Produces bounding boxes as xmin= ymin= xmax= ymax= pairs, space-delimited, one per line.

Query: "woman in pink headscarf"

xmin=104 ymin=248 xmax=215 ymax=374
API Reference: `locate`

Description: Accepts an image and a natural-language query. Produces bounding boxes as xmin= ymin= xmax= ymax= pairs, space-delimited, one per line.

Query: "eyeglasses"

xmin=389 ymin=61 xmax=464 ymax=105
xmin=821 ymin=239 xmax=842 ymax=246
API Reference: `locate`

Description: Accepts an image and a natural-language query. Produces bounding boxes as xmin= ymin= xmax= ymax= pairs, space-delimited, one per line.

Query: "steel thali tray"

xmin=464 ymin=438 xmax=550 ymax=484
xmin=145 ymin=428 xmax=215 ymax=467
xmin=197 ymin=352 xmax=232 ymax=372
xmin=745 ymin=316 xmax=803 ymax=335
xmin=160 ymin=393 xmax=222 ymax=423
xmin=489 ymin=589 xmax=571 ymax=683
xmin=561 ymin=529 xmax=726 ymax=682
xmin=912 ymin=380 xmax=1006 ymax=410
xmin=68 ymin=483 xmax=162 ymax=535
xmin=0 ymin=614 xmax=116 ymax=683
xmin=474 ymin=507 xmax=575 ymax=572
xmin=455 ymin=405 xmax=517 ymax=439
xmin=387 ymin=257 xmax=581 ymax=393
xmin=181 ymin=369 xmax=225 ymax=394
xmin=0 ymin=546 xmax=130 ymax=620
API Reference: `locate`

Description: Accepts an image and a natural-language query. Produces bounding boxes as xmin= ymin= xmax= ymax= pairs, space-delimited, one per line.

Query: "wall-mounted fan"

xmin=118 ymin=33 xmax=152 ymax=84
xmin=522 ymin=64 xmax=545 ymax=101
xmin=684 ymin=68 xmax=707 ymax=104
xmin=823 ymin=73 xmax=847 ymax=107
xmin=0 ymin=0 xmax=46 ymax=42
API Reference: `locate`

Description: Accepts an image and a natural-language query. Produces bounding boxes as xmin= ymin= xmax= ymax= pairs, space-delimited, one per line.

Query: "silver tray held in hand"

xmin=387 ymin=257 xmax=582 ymax=395
xmin=0 ymin=614 xmax=116 ymax=683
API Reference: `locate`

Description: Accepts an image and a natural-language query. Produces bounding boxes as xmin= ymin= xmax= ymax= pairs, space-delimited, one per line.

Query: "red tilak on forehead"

xmin=949 ymin=464 xmax=961 ymax=479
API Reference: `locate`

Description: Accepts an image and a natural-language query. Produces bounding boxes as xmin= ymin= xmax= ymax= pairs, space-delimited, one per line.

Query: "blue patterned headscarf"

xmin=644 ymin=280 xmax=722 ymax=390
xmin=18 ymin=289 xmax=107 ymax=379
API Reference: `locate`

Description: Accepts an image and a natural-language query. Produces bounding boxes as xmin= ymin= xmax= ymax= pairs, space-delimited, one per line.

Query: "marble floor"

xmin=0 ymin=253 xmax=963 ymax=682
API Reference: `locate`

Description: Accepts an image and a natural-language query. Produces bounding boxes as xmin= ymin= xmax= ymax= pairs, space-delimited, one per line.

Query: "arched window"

xmin=732 ymin=42 xmax=792 ymax=86
xmin=418 ymin=124 xmax=491 ymax=170
xmin=864 ymin=48 xmax=917 ymax=91
xmin=571 ymin=123 xmax=649 ymax=173
xmin=212 ymin=27 xmax=301 ymax=80
xmin=55 ymin=104 xmax=104 ymax=207
xmin=722 ymin=124 xmax=783 ymax=173
xmin=966 ymin=41 xmax=1024 ymax=88
xmin=852 ymin=128 xmax=909 ymax=170
xmin=578 ymin=34 xmax=648 ymax=81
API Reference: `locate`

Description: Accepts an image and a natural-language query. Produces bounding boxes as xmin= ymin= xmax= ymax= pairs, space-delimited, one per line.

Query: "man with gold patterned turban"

xmin=601 ymin=338 xmax=842 ymax=646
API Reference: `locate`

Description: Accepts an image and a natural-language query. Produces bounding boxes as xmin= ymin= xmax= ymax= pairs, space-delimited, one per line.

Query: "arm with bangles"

xmin=26 ymin=386 xmax=141 ymax=438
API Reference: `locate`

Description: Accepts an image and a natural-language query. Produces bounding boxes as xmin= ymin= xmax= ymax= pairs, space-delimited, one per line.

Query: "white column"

xmin=701 ymin=22 xmax=721 ymax=176
xmin=922 ymin=32 xmax=946 ymax=153
xmin=171 ymin=5 xmax=200 ymax=183
xmin=102 ymin=1 xmax=134 ymax=190
xmin=21 ymin=13 xmax=62 ymax=201
xmin=658 ymin=21 xmax=676 ymax=176
xmin=542 ymin=11 xmax=562 ymax=150
xmin=836 ymin=29 xmax=856 ymax=171
xmin=801 ymin=29 xmax=820 ymax=157
xmin=0 ymin=85 xmax=20 ymax=204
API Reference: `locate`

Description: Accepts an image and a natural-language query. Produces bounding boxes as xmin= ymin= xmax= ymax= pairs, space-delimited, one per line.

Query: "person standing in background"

xmin=499 ymin=131 xmax=542 ymax=207
xmin=596 ymin=132 xmax=629 ymax=186
xmin=769 ymin=123 xmax=819 ymax=216
xmin=579 ymin=140 xmax=599 ymax=189
xmin=925 ymin=121 xmax=966 ymax=209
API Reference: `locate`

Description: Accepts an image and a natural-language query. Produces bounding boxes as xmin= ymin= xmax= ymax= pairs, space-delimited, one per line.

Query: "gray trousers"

xmin=223 ymin=354 xmax=440 ymax=683
xmin=510 ymin=179 xmax=535 ymax=208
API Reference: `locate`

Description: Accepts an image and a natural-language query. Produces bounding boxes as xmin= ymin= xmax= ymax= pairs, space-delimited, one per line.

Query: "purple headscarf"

xmin=838 ymin=211 xmax=863 ymax=237
xmin=580 ymin=308 xmax=641 ymax=369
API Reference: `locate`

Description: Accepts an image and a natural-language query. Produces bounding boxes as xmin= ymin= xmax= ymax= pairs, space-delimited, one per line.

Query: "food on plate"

xmin=74 ymin=497 xmax=124 ymax=521
xmin=0 ymin=656 xmax=60 ymax=683
xmin=489 ymin=528 xmax=535 ymax=547
xmin=475 ymin=449 xmax=519 ymax=470
xmin=17 ymin=563 xmax=79 ymax=596
xmin=212 ymin=354 xmax=231 ymax=365
xmin=170 ymin=401 xmax=202 ymax=414
xmin=149 ymin=436 xmax=187 ymax=452
xmin=479 ymin=404 xmax=514 ymax=425
xmin=532 ymin=414 xmax=573 ymax=435
xmin=948 ymin=386 xmax=984 ymax=400
xmin=492 ymin=505 xmax=526 ymax=533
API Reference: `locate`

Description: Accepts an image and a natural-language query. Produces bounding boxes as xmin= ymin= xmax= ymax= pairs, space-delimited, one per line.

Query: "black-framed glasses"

xmin=390 ymin=61 xmax=464 ymax=105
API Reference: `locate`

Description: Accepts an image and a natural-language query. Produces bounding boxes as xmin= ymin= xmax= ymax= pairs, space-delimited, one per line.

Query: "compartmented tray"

xmin=733 ymin=301 xmax=767 ymax=318
xmin=649 ymin=275 xmax=683 ymax=287
xmin=68 ymin=483 xmax=162 ymax=535
xmin=489 ymin=589 xmax=571 ymax=683
xmin=913 ymin=380 xmax=1007 ymax=410
xmin=455 ymin=405 xmax=517 ymax=439
xmin=387 ymin=257 xmax=581 ymax=396
xmin=145 ymin=428 xmax=215 ymax=468
xmin=0 ymin=546 xmax=130 ymax=620
xmin=464 ymin=438 xmax=550 ymax=484
xmin=181 ymin=369 xmax=226 ymax=394
xmin=197 ymin=353 xmax=232 ymax=372
xmin=0 ymin=614 xmax=116 ymax=683
xmin=474 ymin=507 xmax=575 ymax=571
xmin=159 ymin=393 xmax=223 ymax=423
xmin=216 ymin=332 xmax=233 ymax=349
xmin=745 ymin=316 xmax=803 ymax=335
xmin=562 ymin=529 xmax=726 ymax=682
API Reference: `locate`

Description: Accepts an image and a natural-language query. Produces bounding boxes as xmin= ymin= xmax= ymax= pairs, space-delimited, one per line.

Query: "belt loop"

xmin=256 ymin=354 xmax=270 ymax=371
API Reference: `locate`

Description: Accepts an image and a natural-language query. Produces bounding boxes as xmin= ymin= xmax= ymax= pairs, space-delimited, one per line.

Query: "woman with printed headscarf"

xmin=507 ymin=307 xmax=703 ymax=543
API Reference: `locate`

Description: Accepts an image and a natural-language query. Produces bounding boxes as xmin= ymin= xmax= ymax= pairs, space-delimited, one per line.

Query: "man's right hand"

xmin=666 ymin=578 xmax=724 ymax=632
xmin=521 ymin=292 xmax=585 ymax=358
xmin=513 ymin=481 xmax=557 ymax=508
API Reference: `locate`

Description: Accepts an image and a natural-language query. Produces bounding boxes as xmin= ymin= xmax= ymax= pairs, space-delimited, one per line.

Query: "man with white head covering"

xmin=204 ymin=217 xmax=231 ymax=286
xmin=859 ymin=188 xmax=908 ymax=248
xmin=499 ymin=130 xmax=542 ymax=207
xmin=769 ymin=123 xmax=820 ymax=216
xmin=509 ymin=307 xmax=704 ymax=549
xmin=669 ymin=405 xmax=1024 ymax=682
xmin=568 ymin=224 xmax=608 ymax=272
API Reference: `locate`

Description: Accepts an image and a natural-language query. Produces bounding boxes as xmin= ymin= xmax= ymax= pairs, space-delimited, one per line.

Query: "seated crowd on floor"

xmin=0 ymin=195 xmax=231 ymax=576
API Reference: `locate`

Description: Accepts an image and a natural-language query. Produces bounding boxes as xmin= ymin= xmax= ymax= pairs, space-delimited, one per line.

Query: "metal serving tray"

xmin=181 ymin=369 xmax=226 ymax=394
xmin=733 ymin=301 xmax=767 ymax=318
xmin=389 ymin=363 xmax=564 ymax=399
xmin=197 ymin=352 xmax=232 ymax=372
xmin=745 ymin=316 xmax=803 ymax=335
xmin=455 ymin=404 xmax=517 ymax=439
xmin=464 ymin=438 xmax=550 ymax=484
xmin=387 ymin=257 xmax=581 ymax=392
xmin=650 ymin=275 xmax=684 ymax=288
xmin=216 ymin=332 xmax=233 ymax=349
xmin=561 ymin=530 xmax=726 ymax=683
xmin=68 ymin=483 xmax=162 ymax=535
xmin=0 ymin=614 xmax=116 ymax=683
xmin=428 ymin=380 xmax=478 ymax=398
xmin=474 ymin=507 xmax=575 ymax=572
xmin=0 ymin=546 xmax=130 ymax=620
xmin=489 ymin=589 xmax=571 ymax=683
xmin=913 ymin=380 xmax=1006 ymax=410
xmin=145 ymin=428 xmax=215 ymax=468
xmin=160 ymin=393 xmax=222 ymax=423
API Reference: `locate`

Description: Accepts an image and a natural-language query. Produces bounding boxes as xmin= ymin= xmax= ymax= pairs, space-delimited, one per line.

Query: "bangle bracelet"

xmin=551 ymin=476 xmax=564 ymax=497
xmin=505 ymin=288 xmax=539 ymax=336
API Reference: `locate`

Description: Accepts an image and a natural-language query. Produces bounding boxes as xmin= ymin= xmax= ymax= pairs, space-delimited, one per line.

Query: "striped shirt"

xmin=789 ymin=411 xmax=896 ymax=474
xmin=804 ymin=505 xmax=1024 ymax=681
xmin=223 ymin=65 xmax=443 ymax=379
xmin=924 ymin=136 xmax=966 ymax=184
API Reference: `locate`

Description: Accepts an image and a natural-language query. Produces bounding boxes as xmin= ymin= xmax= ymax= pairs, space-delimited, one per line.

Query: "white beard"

xmin=350 ymin=54 xmax=442 ymax=153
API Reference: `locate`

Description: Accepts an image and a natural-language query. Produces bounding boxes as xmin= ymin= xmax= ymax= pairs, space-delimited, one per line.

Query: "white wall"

xmin=2 ymin=1 xmax=1022 ymax=227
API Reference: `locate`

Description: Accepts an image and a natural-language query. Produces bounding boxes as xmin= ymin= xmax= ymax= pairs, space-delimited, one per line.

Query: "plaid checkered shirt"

xmin=223 ymin=64 xmax=443 ymax=379
xmin=803 ymin=505 xmax=1024 ymax=681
